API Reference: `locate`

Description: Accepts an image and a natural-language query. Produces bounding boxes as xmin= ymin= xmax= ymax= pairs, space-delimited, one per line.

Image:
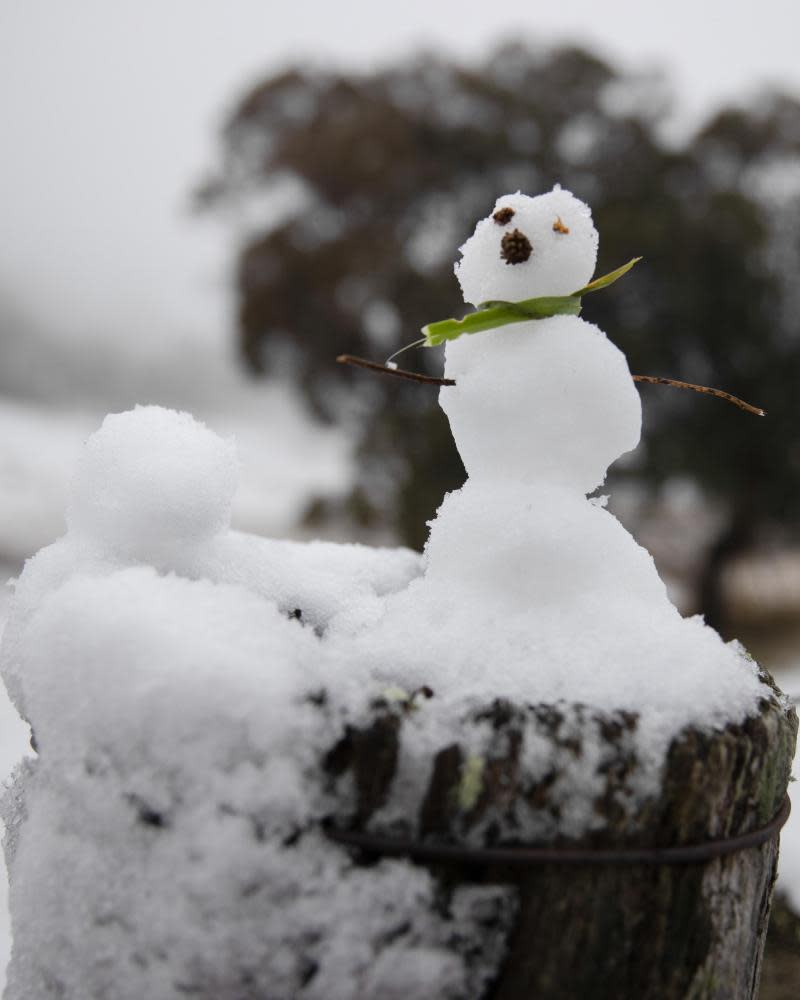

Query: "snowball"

xmin=66 ymin=406 xmax=239 ymax=559
xmin=455 ymin=188 xmax=598 ymax=307
xmin=440 ymin=314 xmax=641 ymax=492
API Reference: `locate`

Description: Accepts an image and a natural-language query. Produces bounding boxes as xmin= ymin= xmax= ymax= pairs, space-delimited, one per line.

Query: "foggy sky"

xmin=1 ymin=0 xmax=798 ymax=353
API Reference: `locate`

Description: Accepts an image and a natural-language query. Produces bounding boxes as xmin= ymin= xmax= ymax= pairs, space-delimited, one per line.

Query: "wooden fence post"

xmin=325 ymin=687 xmax=797 ymax=999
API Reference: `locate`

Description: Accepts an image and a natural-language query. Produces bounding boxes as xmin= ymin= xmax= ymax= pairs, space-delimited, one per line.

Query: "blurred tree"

xmin=200 ymin=43 xmax=800 ymax=633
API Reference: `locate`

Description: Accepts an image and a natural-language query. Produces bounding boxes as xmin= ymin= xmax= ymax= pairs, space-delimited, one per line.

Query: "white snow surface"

xmin=1 ymin=571 xmax=512 ymax=1000
xmin=0 ymin=190 xmax=782 ymax=997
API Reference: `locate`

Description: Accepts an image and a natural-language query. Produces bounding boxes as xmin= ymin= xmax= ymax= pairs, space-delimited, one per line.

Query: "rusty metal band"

xmin=325 ymin=794 xmax=791 ymax=867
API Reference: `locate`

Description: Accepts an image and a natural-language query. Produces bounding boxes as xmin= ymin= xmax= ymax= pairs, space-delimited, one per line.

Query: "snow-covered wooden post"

xmin=1 ymin=189 xmax=795 ymax=999
xmin=324 ymin=692 xmax=795 ymax=999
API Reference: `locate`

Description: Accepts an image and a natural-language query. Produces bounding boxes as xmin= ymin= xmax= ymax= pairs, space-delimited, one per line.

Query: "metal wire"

xmin=325 ymin=794 xmax=791 ymax=868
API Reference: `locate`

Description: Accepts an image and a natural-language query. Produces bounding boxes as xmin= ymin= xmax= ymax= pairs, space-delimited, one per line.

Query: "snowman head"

xmin=455 ymin=187 xmax=598 ymax=307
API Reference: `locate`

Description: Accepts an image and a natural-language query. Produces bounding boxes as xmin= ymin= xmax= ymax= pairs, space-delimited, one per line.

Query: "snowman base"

xmin=324 ymin=689 xmax=796 ymax=1000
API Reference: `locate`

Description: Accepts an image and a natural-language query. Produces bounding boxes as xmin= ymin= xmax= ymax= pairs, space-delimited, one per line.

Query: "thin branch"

xmin=336 ymin=354 xmax=455 ymax=386
xmin=336 ymin=355 xmax=766 ymax=416
xmin=632 ymin=375 xmax=765 ymax=416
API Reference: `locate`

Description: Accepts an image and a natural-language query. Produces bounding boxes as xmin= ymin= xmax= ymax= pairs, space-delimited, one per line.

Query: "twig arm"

xmin=632 ymin=375 xmax=765 ymax=416
xmin=336 ymin=354 xmax=455 ymax=386
xmin=336 ymin=355 xmax=765 ymax=415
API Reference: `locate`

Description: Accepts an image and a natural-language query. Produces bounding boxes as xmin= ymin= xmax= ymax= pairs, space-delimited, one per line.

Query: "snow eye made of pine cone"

xmin=553 ymin=216 xmax=570 ymax=234
xmin=493 ymin=207 xmax=515 ymax=225
xmin=500 ymin=228 xmax=533 ymax=265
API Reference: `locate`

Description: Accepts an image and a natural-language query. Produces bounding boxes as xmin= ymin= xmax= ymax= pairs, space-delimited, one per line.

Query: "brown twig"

xmin=632 ymin=375 xmax=765 ymax=416
xmin=336 ymin=355 xmax=765 ymax=416
xmin=336 ymin=354 xmax=455 ymax=386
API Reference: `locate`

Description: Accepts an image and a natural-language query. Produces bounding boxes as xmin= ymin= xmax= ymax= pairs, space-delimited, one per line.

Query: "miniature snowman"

xmin=421 ymin=187 xmax=670 ymax=615
xmin=355 ymin=185 xmax=768 ymax=711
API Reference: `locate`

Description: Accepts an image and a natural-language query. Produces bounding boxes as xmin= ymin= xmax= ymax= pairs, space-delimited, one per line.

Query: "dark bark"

xmin=326 ymin=687 xmax=797 ymax=1000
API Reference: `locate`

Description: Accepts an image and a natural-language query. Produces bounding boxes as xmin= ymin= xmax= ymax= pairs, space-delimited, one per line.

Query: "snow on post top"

xmin=66 ymin=405 xmax=239 ymax=559
xmin=454 ymin=187 xmax=598 ymax=307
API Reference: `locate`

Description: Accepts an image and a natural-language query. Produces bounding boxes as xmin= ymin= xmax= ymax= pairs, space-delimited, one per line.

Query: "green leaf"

xmin=572 ymin=256 xmax=642 ymax=297
xmin=423 ymin=295 xmax=581 ymax=346
xmin=421 ymin=257 xmax=642 ymax=347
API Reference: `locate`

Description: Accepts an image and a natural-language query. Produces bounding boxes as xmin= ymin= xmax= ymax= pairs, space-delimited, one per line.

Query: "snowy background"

xmin=2 ymin=0 xmax=800 ymax=989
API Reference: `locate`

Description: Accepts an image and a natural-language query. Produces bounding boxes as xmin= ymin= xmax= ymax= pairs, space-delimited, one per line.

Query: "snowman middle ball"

xmin=440 ymin=316 xmax=641 ymax=493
